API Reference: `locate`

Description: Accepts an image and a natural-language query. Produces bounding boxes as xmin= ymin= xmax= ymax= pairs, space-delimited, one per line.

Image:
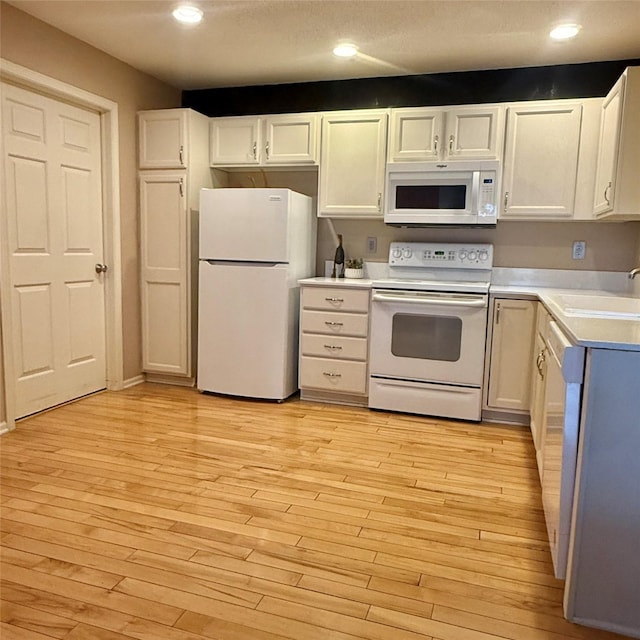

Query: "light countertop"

xmin=298 ymin=276 xmax=374 ymax=289
xmin=492 ymin=285 xmax=640 ymax=351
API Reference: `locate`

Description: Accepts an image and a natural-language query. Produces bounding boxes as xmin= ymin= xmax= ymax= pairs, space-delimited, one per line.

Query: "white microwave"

xmin=385 ymin=160 xmax=500 ymax=226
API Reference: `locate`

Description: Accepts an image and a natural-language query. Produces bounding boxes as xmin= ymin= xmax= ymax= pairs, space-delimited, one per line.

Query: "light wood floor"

xmin=0 ymin=383 xmax=629 ymax=640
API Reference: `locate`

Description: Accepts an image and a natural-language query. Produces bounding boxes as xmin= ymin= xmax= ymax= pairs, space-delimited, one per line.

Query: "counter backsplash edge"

xmin=491 ymin=268 xmax=633 ymax=292
xmin=318 ymin=262 xmax=635 ymax=294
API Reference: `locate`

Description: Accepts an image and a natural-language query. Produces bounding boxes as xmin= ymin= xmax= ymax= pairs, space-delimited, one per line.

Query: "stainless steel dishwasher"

xmin=541 ymin=320 xmax=585 ymax=579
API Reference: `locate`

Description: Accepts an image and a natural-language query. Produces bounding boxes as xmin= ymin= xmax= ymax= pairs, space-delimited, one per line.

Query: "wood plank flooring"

xmin=0 ymin=383 xmax=629 ymax=639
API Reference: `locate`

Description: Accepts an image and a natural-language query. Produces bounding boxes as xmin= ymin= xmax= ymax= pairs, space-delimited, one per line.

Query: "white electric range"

xmin=368 ymin=242 xmax=493 ymax=421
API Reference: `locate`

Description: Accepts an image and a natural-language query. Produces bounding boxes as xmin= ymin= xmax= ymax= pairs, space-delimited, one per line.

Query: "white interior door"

xmin=2 ymin=83 xmax=106 ymax=418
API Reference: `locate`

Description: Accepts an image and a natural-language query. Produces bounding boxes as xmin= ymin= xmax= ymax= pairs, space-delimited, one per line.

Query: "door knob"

xmin=95 ymin=263 xmax=108 ymax=274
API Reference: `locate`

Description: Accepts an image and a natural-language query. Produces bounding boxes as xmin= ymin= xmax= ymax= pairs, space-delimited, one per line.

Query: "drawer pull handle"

xmin=324 ymin=321 xmax=343 ymax=327
xmin=325 ymin=297 xmax=344 ymax=303
xmin=322 ymin=372 xmax=342 ymax=378
xmin=324 ymin=344 xmax=343 ymax=351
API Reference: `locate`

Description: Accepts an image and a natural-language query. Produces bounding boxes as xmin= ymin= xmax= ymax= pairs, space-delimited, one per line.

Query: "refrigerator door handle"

xmin=202 ymin=260 xmax=288 ymax=267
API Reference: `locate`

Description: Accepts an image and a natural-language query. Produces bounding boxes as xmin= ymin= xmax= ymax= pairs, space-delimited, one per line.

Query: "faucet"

xmin=630 ymin=267 xmax=640 ymax=279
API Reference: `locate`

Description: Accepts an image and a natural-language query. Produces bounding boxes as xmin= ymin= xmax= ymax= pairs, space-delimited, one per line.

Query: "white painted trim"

xmin=0 ymin=60 xmax=124 ymax=431
xmin=123 ymin=375 xmax=146 ymax=389
xmin=0 ymin=421 xmax=13 ymax=435
xmin=145 ymin=373 xmax=195 ymax=387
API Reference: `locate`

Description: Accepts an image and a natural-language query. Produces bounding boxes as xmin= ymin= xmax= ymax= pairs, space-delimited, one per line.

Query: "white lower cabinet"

xmin=485 ymin=298 xmax=537 ymax=417
xmin=299 ymin=285 xmax=370 ymax=403
xmin=529 ymin=303 xmax=551 ymax=477
xmin=139 ymin=171 xmax=191 ymax=376
xmin=299 ymin=358 xmax=368 ymax=395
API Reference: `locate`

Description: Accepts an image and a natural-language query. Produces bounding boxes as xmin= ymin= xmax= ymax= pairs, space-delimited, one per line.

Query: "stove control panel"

xmin=389 ymin=242 xmax=493 ymax=269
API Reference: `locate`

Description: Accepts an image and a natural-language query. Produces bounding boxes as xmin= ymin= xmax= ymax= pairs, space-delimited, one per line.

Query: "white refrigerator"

xmin=197 ymin=188 xmax=316 ymax=400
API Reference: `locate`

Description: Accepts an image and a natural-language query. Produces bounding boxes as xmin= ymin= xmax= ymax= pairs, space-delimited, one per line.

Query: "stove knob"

xmin=468 ymin=251 xmax=477 ymax=261
xmin=392 ymin=247 xmax=402 ymax=259
xmin=403 ymin=248 xmax=412 ymax=258
xmin=459 ymin=250 xmax=467 ymax=260
xmin=479 ymin=250 xmax=489 ymax=261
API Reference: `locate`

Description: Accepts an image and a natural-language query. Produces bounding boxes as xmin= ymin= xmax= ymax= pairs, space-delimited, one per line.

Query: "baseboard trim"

xmin=0 ymin=420 xmax=13 ymax=435
xmin=481 ymin=408 xmax=530 ymax=426
xmin=122 ymin=375 xmax=146 ymax=389
xmin=145 ymin=373 xmax=195 ymax=388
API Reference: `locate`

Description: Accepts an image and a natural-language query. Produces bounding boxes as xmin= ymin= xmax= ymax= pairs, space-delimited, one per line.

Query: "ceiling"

xmin=6 ymin=0 xmax=640 ymax=90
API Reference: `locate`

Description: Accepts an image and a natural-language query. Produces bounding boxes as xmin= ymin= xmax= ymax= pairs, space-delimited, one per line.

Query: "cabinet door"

xmin=139 ymin=110 xmax=187 ymax=169
xmin=387 ymin=108 xmax=442 ymax=162
xmin=501 ymin=103 xmax=582 ymax=219
xmin=444 ymin=106 xmax=504 ymax=160
xmin=263 ymin=114 xmax=319 ymax=165
xmin=530 ymin=330 xmax=547 ymax=478
xmin=319 ymin=110 xmax=388 ymax=218
xmin=593 ymin=75 xmax=624 ymax=215
xmin=487 ymin=299 xmax=536 ymax=411
xmin=139 ymin=171 xmax=190 ymax=376
xmin=210 ymin=116 xmax=261 ymax=165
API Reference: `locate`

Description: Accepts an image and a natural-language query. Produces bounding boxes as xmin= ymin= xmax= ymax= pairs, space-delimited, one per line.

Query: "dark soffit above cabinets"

xmin=183 ymin=59 xmax=640 ymax=117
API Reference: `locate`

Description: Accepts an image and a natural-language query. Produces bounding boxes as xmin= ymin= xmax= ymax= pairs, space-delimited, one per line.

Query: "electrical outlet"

xmin=367 ymin=236 xmax=377 ymax=253
xmin=572 ymin=241 xmax=586 ymax=260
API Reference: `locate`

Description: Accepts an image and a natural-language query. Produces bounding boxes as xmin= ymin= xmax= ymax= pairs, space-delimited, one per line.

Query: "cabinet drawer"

xmin=301 ymin=310 xmax=369 ymax=337
xmin=300 ymin=357 xmax=367 ymax=394
xmin=300 ymin=334 xmax=368 ymax=361
xmin=302 ymin=287 xmax=370 ymax=312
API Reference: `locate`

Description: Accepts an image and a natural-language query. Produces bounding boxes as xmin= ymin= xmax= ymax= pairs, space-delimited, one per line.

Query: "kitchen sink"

xmin=556 ymin=294 xmax=640 ymax=319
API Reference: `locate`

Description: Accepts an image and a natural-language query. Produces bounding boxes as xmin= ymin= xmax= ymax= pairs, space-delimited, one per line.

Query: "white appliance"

xmin=197 ymin=188 xmax=316 ymax=400
xmin=541 ymin=320 xmax=585 ymax=579
xmin=369 ymin=242 xmax=493 ymax=421
xmin=385 ymin=160 xmax=499 ymax=226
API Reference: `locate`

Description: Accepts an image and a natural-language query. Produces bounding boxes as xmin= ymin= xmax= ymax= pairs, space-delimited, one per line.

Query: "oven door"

xmin=369 ymin=289 xmax=488 ymax=386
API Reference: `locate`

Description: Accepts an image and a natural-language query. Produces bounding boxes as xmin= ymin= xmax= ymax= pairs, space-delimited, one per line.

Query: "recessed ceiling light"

xmin=172 ymin=4 xmax=203 ymax=24
xmin=550 ymin=23 xmax=581 ymax=40
xmin=333 ymin=43 xmax=359 ymax=58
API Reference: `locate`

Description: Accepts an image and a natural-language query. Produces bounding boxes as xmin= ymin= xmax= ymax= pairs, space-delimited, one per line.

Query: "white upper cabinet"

xmin=210 ymin=113 xmax=319 ymax=167
xmin=210 ymin=116 xmax=261 ymax=166
xmin=593 ymin=67 xmax=640 ymax=220
xmin=139 ymin=109 xmax=189 ymax=169
xmin=387 ymin=105 xmax=504 ymax=162
xmin=263 ymin=114 xmax=319 ymax=165
xmin=501 ymin=102 xmax=583 ymax=219
xmin=388 ymin=108 xmax=443 ymax=161
xmin=318 ymin=109 xmax=388 ymax=218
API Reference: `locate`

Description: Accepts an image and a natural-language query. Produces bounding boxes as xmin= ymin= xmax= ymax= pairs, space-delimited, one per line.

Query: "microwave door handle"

xmin=372 ymin=292 xmax=487 ymax=308
xmin=471 ymin=170 xmax=480 ymax=215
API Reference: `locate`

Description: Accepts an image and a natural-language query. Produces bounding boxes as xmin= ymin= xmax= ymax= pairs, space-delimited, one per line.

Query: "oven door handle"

xmin=372 ymin=292 xmax=487 ymax=308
